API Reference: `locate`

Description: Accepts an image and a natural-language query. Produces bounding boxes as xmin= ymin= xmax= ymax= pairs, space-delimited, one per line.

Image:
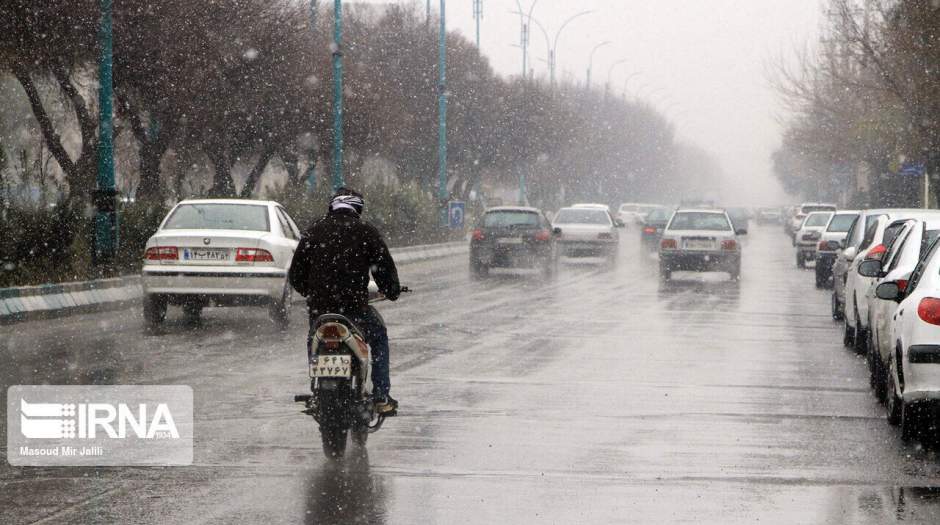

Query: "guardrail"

xmin=0 ymin=241 xmax=468 ymax=324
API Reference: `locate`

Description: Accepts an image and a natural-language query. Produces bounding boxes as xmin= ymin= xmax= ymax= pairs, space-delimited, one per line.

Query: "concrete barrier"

xmin=0 ymin=241 xmax=468 ymax=324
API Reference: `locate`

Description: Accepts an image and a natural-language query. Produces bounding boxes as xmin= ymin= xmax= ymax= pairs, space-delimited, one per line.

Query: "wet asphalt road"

xmin=3 ymin=225 xmax=940 ymax=524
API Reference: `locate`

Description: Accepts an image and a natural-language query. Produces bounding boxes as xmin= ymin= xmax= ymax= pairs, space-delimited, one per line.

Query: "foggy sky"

xmin=359 ymin=0 xmax=823 ymax=206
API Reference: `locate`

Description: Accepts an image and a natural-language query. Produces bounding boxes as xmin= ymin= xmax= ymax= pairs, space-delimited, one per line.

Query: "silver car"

xmin=553 ymin=207 xmax=622 ymax=262
xmin=658 ymin=208 xmax=743 ymax=281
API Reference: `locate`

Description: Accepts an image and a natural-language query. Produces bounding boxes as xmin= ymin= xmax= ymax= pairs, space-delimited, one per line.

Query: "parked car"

xmin=815 ymin=210 xmax=859 ymax=288
xmin=468 ymin=206 xmax=558 ymax=279
xmin=553 ymin=206 xmax=622 ymax=263
xmin=794 ymin=211 xmax=833 ymax=268
xmin=875 ymin=237 xmax=940 ymax=440
xmin=572 ymin=203 xmax=611 ymax=213
xmin=860 ymin=217 xmax=940 ymax=403
xmin=788 ymin=203 xmax=837 ymax=244
xmin=843 ymin=210 xmax=934 ymax=352
xmin=832 ymin=210 xmax=890 ymax=321
xmin=658 ymin=208 xmax=744 ymax=281
xmin=141 ymin=199 xmax=301 ymax=328
xmin=640 ymin=207 xmax=672 ymax=251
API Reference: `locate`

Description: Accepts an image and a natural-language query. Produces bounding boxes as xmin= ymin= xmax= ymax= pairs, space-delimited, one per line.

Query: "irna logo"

xmin=19 ymin=399 xmax=180 ymax=440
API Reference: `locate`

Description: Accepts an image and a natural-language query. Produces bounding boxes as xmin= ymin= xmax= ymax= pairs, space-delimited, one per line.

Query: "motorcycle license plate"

xmin=310 ymin=355 xmax=352 ymax=378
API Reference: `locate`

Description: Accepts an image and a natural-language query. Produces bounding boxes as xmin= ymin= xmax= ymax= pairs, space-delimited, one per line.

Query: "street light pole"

xmin=604 ymin=58 xmax=629 ymax=101
xmin=438 ymin=0 xmax=448 ymax=225
xmin=514 ymin=0 xmax=538 ymax=80
xmin=473 ymin=0 xmax=482 ymax=48
xmin=330 ymin=0 xmax=344 ymax=191
xmin=550 ymin=10 xmax=592 ymax=88
xmin=94 ymin=0 xmax=117 ymax=268
xmin=586 ymin=40 xmax=610 ymax=90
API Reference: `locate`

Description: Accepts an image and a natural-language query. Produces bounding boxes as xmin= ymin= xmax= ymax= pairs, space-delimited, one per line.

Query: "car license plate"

xmin=310 ymin=355 xmax=352 ymax=378
xmin=182 ymin=248 xmax=229 ymax=261
xmin=684 ymin=240 xmax=713 ymax=250
xmin=497 ymin=237 xmax=523 ymax=245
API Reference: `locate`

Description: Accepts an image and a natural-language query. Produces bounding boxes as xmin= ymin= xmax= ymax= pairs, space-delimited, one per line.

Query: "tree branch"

xmin=11 ymin=64 xmax=77 ymax=178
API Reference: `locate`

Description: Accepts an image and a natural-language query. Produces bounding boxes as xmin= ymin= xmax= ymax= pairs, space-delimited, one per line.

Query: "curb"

xmin=0 ymin=242 xmax=468 ymax=325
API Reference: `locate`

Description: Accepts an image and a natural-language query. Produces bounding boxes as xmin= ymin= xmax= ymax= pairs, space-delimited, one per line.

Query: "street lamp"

xmin=510 ymin=10 xmax=593 ymax=88
xmin=330 ymin=0 xmax=345 ymax=191
xmin=604 ymin=58 xmax=632 ymax=101
xmin=94 ymin=0 xmax=117 ymax=268
xmin=586 ymin=40 xmax=610 ymax=89
xmin=513 ymin=0 xmax=538 ymax=79
xmin=437 ymin=0 xmax=448 ymax=225
xmin=621 ymin=71 xmax=641 ymax=98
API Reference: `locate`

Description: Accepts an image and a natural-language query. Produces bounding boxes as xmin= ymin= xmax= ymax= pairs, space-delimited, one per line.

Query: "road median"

xmin=0 ymin=241 xmax=467 ymax=324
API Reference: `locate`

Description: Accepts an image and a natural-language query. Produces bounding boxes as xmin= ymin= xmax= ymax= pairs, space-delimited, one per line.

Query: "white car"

xmin=552 ymin=207 xmax=622 ymax=262
xmin=617 ymin=203 xmax=659 ymax=225
xmin=832 ymin=210 xmax=890 ymax=321
xmin=658 ymin=208 xmax=742 ymax=281
xmin=815 ymin=210 xmax=859 ymax=289
xmin=141 ymin=199 xmax=301 ymax=328
xmin=794 ymin=211 xmax=833 ymax=268
xmin=876 ymin=237 xmax=940 ymax=440
xmin=843 ymin=209 xmax=940 ymax=352
xmin=572 ymin=203 xmax=611 ymax=213
xmin=860 ymin=218 xmax=940 ymax=402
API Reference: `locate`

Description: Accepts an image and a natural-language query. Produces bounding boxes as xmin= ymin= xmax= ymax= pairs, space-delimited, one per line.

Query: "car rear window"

xmin=483 ymin=211 xmax=540 ymax=228
xmin=554 ymin=209 xmax=611 ymax=225
xmin=826 ymin=214 xmax=857 ymax=232
xmin=646 ymin=208 xmax=670 ymax=221
xmin=163 ymin=203 xmax=270 ymax=231
xmin=802 ymin=205 xmax=836 ymax=213
xmin=668 ymin=212 xmax=731 ymax=231
xmin=804 ymin=212 xmax=832 ymax=227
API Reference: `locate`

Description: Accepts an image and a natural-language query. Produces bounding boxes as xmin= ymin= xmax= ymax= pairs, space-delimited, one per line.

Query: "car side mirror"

xmin=875 ymin=282 xmax=902 ymax=301
xmin=858 ymin=259 xmax=883 ymax=278
xmin=614 ymin=219 xmax=625 ymax=228
xmin=843 ymin=247 xmax=858 ymax=261
xmin=735 ymin=228 xmax=748 ymax=235
xmin=552 ymin=227 xmax=562 ymax=235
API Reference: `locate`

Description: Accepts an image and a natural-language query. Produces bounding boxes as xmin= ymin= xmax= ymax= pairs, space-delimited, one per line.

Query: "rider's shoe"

xmin=374 ymin=395 xmax=398 ymax=415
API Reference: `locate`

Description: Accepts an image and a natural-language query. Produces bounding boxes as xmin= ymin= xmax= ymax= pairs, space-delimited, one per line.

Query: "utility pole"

xmin=331 ymin=0 xmax=344 ymax=191
xmin=94 ymin=0 xmax=117 ymax=268
xmin=473 ymin=0 xmax=482 ymax=48
xmin=437 ymin=0 xmax=448 ymax=225
xmin=514 ymin=1 xmax=537 ymax=80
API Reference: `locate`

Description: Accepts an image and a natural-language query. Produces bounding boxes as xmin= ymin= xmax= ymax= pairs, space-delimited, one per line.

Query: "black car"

xmin=469 ymin=207 xmax=558 ymax=278
xmin=640 ymin=207 xmax=671 ymax=251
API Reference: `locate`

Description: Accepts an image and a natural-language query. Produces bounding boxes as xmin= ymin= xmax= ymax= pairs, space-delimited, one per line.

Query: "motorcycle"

xmin=294 ymin=284 xmax=407 ymax=458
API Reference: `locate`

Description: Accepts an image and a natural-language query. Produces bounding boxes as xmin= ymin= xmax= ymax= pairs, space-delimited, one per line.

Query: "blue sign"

xmin=448 ymin=201 xmax=465 ymax=229
xmin=900 ymin=162 xmax=926 ymax=177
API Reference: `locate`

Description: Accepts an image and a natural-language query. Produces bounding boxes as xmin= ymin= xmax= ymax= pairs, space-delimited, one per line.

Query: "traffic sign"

xmin=448 ymin=201 xmax=465 ymax=229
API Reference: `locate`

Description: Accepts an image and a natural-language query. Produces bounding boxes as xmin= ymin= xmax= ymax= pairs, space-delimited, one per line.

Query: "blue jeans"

xmin=309 ymin=306 xmax=390 ymax=399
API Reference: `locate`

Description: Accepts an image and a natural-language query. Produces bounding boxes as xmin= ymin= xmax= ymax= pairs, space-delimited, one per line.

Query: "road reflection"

xmin=303 ymin=448 xmax=388 ymax=525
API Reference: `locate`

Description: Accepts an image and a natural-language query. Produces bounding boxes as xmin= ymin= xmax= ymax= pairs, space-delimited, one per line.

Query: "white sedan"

xmin=142 ymin=199 xmax=301 ymax=328
xmin=552 ymin=207 xmax=622 ymax=263
xmin=878 ymin=237 xmax=940 ymax=441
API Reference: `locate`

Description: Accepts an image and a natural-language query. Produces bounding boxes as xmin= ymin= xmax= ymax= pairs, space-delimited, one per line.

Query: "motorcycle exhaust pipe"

xmin=294 ymin=394 xmax=312 ymax=403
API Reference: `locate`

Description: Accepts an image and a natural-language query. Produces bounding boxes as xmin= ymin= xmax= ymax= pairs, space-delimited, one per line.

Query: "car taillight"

xmin=235 ymin=248 xmax=274 ymax=263
xmin=145 ymin=246 xmax=178 ymax=261
xmin=661 ymin=239 xmax=677 ymax=250
xmin=897 ymin=279 xmax=909 ymax=293
xmin=818 ymin=240 xmax=837 ymax=251
xmin=918 ymin=297 xmax=940 ymax=325
xmin=721 ymin=239 xmax=737 ymax=251
xmin=598 ymin=233 xmax=613 ymax=240
xmin=534 ymin=230 xmax=551 ymax=241
xmin=472 ymin=228 xmax=485 ymax=241
xmin=643 ymin=227 xmax=656 ymax=234
xmin=866 ymin=244 xmax=886 ymax=260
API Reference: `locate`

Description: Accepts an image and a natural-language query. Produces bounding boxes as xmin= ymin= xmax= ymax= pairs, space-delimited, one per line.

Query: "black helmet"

xmin=329 ymin=187 xmax=365 ymax=216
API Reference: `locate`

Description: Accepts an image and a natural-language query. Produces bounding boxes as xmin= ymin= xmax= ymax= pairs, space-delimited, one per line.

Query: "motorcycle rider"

xmin=288 ymin=187 xmax=401 ymax=414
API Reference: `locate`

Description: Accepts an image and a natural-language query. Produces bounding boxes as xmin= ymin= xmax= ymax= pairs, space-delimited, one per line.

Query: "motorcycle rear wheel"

xmin=320 ymin=424 xmax=348 ymax=459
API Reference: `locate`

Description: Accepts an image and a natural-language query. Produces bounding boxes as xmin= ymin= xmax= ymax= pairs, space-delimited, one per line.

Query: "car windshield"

xmin=163 ymin=203 xmax=270 ymax=231
xmin=826 ymin=214 xmax=857 ymax=232
xmin=804 ymin=213 xmax=832 ymax=227
xmin=483 ymin=211 xmax=540 ymax=228
xmin=554 ymin=209 xmax=611 ymax=225
xmin=668 ymin=212 xmax=731 ymax=231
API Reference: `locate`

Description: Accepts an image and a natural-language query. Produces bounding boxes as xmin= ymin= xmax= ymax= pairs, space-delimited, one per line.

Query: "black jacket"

xmin=288 ymin=209 xmax=400 ymax=314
